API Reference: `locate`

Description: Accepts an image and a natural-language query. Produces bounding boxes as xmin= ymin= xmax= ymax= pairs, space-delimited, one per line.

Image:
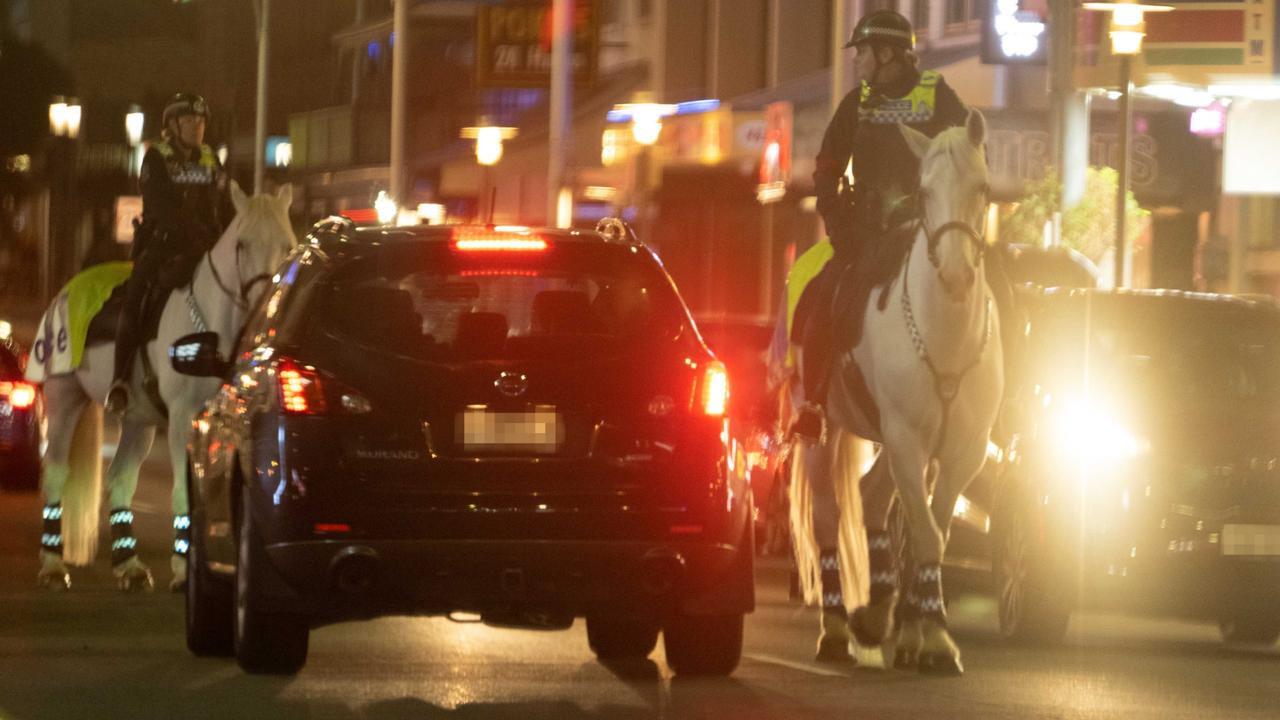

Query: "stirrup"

xmin=790 ymin=402 xmax=827 ymax=443
xmin=105 ymin=382 xmax=130 ymax=415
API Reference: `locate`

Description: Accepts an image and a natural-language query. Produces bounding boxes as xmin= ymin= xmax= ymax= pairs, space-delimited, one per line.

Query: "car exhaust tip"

xmin=640 ymin=549 xmax=686 ymax=596
xmin=330 ymin=546 xmax=379 ymax=595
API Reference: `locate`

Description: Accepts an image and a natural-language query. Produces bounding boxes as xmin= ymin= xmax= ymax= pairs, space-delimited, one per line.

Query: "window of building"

xmin=864 ymin=0 xmax=898 ymax=14
xmin=944 ymin=0 xmax=981 ymax=33
xmin=913 ymin=0 xmax=931 ymax=38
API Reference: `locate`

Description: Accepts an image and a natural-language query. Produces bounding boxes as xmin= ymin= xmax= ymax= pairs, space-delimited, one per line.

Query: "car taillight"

xmin=0 ymin=381 xmax=36 ymax=410
xmin=278 ymin=359 xmax=326 ymax=415
xmin=699 ymin=361 xmax=729 ymax=417
xmin=276 ymin=358 xmax=372 ymax=416
xmin=452 ymin=225 xmax=548 ymax=252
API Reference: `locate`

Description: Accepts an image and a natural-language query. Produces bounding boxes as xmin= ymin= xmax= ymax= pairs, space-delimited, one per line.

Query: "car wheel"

xmin=185 ymin=461 xmax=234 ymax=657
xmin=1219 ymin=612 xmax=1280 ymax=646
xmin=586 ymin=616 xmax=659 ymax=661
xmin=662 ymin=612 xmax=743 ymax=676
xmin=234 ymin=485 xmax=309 ymax=674
xmin=991 ymin=479 xmax=1070 ymax=644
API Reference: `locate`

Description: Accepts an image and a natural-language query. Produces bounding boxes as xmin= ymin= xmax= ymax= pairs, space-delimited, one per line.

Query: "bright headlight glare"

xmin=1049 ymin=398 xmax=1149 ymax=463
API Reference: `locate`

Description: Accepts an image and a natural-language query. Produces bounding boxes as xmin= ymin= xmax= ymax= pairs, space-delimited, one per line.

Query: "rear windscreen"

xmin=311 ymin=243 xmax=688 ymax=362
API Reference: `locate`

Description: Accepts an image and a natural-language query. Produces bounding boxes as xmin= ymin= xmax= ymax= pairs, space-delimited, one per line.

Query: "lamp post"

xmin=461 ymin=121 xmax=517 ymax=223
xmin=608 ymin=100 xmax=676 ymax=241
xmin=1083 ymin=2 xmax=1171 ymax=288
xmin=46 ymin=96 xmax=82 ymax=298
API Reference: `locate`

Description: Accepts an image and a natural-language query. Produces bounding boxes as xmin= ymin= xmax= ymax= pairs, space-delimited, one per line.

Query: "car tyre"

xmin=186 ymin=462 xmax=234 ymax=657
xmin=991 ymin=477 xmax=1071 ymax=644
xmin=662 ymin=612 xmax=743 ymax=676
xmin=1219 ymin=612 xmax=1280 ymax=646
xmin=586 ymin=616 xmax=660 ymax=661
xmin=235 ymin=485 xmax=309 ymax=674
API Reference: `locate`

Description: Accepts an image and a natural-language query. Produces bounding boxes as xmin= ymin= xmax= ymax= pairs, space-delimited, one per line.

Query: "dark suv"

xmin=953 ymin=289 xmax=1280 ymax=646
xmin=175 ymin=221 xmax=754 ymax=675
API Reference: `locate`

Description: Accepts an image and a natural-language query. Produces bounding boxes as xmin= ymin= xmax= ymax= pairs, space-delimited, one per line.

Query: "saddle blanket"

xmin=26 ymin=261 xmax=133 ymax=383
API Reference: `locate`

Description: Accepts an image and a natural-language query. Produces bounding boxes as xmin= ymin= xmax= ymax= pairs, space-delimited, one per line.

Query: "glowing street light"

xmin=48 ymin=97 xmax=82 ymax=139
xmin=461 ymin=122 xmax=518 ymax=167
xmin=1082 ymin=1 xmax=1171 ymax=287
xmin=125 ymin=105 xmax=145 ymax=146
xmin=611 ymin=102 xmax=677 ymax=146
xmin=374 ymin=190 xmax=398 ymax=225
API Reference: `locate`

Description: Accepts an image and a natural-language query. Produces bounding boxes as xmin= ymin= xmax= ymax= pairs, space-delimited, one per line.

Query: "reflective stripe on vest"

xmin=859 ymin=70 xmax=940 ymax=125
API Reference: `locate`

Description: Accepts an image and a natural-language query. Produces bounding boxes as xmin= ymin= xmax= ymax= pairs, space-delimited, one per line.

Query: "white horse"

xmin=792 ymin=111 xmax=1002 ymax=674
xmin=35 ymin=182 xmax=295 ymax=591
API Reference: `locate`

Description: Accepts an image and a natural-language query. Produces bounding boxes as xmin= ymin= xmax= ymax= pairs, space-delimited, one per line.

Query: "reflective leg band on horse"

xmin=173 ymin=514 xmax=191 ymax=557
xmin=913 ymin=562 xmax=946 ymax=626
xmin=109 ymin=508 xmax=138 ymax=566
xmin=819 ymin=548 xmax=843 ymax=610
xmin=867 ymin=529 xmax=898 ymax=604
xmin=41 ymin=504 xmax=64 ymax=557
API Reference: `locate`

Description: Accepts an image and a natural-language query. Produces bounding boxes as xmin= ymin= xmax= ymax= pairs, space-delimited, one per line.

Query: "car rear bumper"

xmin=238 ymin=536 xmax=755 ymax=624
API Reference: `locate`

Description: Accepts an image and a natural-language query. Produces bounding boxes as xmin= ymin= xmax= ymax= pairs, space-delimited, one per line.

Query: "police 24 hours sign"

xmin=476 ymin=0 xmax=600 ymax=88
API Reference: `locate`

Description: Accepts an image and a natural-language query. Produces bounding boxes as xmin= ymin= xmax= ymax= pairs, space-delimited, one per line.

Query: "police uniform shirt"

xmin=813 ymin=69 xmax=968 ymax=257
xmin=138 ymin=139 xmax=231 ymax=253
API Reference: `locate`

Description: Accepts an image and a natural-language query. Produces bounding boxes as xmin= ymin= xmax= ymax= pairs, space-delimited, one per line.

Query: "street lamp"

xmin=48 ymin=97 xmax=82 ymax=139
xmin=608 ymin=100 xmax=676 ymax=240
xmin=1083 ymin=2 xmax=1171 ymax=287
xmin=125 ymin=105 xmax=145 ymax=146
xmin=461 ymin=120 xmax=517 ymax=221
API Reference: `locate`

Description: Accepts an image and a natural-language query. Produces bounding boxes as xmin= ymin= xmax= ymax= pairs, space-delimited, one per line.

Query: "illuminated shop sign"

xmin=981 ymin=0 xmax=1049 ymax=65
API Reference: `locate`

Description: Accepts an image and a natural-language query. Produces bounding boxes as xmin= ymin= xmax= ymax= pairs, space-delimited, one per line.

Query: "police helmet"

xmin=162 ymin=92 xmax=210 ymax=126
xmin=845 ymin=10 xmax=916 ymax=50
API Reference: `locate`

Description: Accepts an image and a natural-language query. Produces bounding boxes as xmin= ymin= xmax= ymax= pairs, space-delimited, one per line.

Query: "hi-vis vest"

xmin=154 ymin=141 xmax=219 ymax=186
xmin=858 ymin=70 xmax=939 ymax=125
xmin=784 ymin=239 xmax=834 ymax=368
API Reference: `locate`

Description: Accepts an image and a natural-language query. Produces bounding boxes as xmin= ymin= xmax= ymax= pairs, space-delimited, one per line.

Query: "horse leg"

xmin=882 ymin=424 xmax=962 ymax=674
xmin=165 ymin=405 xmax=197 ymax=592
xmin=36 ymin=375 xmax=95 ymax=589
xmin=105 ymin=419 xmax=157 ymax=592
xmin=849 ymin=453 xmax=899 ymax=647
xmin=805 ymin=434 xmax=854 ymax=663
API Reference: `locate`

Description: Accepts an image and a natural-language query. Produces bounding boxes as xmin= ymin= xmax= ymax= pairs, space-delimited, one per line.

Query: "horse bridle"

xmin=918 ymin=186 xmax=988 ymax=272
xmin=206 ymin=240 xmax=273 ymax=311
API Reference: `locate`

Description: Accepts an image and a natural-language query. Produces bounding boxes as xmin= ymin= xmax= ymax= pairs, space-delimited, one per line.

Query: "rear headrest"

xmin=340 ymin=286 xmax=422 ymax=350
xmin=531 ymin=290 xmax=599 ymax=334
xmin=454 ymin=311 xmax=508 ymax=358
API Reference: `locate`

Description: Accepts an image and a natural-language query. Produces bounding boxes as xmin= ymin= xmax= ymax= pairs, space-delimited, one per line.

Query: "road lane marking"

xmin=744 ymin=653 xmax=850 ymax=677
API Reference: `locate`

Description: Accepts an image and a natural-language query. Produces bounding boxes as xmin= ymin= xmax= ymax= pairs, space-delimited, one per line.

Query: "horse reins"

xmin=206 ymin=243 xmax=273 ymax=311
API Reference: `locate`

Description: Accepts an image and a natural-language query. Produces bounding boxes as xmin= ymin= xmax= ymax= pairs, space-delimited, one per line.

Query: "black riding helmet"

xmin=845 ymin=9 xmax=916 ymax=50
xmin=162 ymin=92 xmax=210 ymax=126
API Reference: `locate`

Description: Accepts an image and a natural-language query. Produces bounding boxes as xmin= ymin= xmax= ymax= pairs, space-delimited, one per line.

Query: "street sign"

xmin=476 ymin=0 xmax=600 ymax=89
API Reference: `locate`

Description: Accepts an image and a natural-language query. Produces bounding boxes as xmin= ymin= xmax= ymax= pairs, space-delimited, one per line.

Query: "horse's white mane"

xmin=920 ymin=124 xmax=986 ymax=181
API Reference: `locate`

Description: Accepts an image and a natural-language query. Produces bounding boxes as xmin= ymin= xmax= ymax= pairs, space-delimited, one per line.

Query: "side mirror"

xmin=169 ymin=332 xmax=229 ymax=377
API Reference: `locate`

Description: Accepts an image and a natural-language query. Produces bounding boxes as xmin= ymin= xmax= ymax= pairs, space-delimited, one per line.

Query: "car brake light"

xmin=452 ymin=226 xmax=548 ymax=252
xmin=0 ymin=381 xmax=36 ymax=410
xmin=277 ymin=359 xmax=327 ymax=415
xmin=700 ymin=361 xmax=728 ymax=416
xmin=0 ymin=381 xmax=36 ymax=409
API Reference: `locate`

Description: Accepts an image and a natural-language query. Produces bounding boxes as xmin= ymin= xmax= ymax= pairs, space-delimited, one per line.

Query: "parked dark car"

xmin=176 ymin=221 xmax=754 ymax=675
xmin=0 ymin=323 xmax=42 ymax=491
xmin=948 ymin=289 xmax=1280 ymax=646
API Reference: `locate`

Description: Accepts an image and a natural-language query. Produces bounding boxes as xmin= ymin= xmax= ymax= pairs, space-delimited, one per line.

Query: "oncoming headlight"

xmin=1047 ymin=397 xmax=1149 ymax=464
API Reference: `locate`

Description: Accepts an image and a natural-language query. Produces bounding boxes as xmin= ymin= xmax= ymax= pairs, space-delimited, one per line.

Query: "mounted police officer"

xmin=105 ymin=92 xmax=232 ymax=414
xmin=791 ymin=10 xmax=970 ymax=441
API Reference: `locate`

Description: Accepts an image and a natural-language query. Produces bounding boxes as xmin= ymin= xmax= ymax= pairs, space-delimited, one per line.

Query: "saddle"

xmin=85 ymin=279 xmax=172 ymax=350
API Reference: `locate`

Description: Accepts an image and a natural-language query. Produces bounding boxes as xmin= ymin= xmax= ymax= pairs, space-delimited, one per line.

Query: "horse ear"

xmin=900 ymin=124 xmax=931 ymax=160
xmin=229 ymin=180 xmax=249 ymax=215
xmin=275 ymin=183 xmax=293 ymax=209
xmin=966 ymin=108 xmax=987 ymax=147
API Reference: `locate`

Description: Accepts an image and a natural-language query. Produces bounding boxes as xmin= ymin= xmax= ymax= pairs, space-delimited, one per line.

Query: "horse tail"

xmin=834 ymin=433 xmax=872 ymax=610
xmin=788 ymin=441 xmax=822 ymax=606
xmin=61 ymin=403 xmax=104 ymax=566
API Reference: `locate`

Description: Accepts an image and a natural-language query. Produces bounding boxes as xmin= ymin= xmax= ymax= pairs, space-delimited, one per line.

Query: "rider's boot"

xmin=106 ymin=316 xmax=136 ymax=416
xmin=792 ymin=304 xmax=832 ymax=444
xmin=815 ymin=548 xmax=854 ymax=663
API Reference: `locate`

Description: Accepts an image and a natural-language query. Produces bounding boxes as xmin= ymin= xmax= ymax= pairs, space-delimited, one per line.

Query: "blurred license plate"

xmin=1222 ymin=524 xmax=1280 ymax=556
xmin=457 ymin=406 xmax=564 ymax=454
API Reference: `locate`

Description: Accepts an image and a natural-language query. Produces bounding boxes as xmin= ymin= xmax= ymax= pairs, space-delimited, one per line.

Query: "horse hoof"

xmin=37 ymin=571 xmax=71 ymax=591
xmin=918 ymin=652 xmax=964 ymax=676
xmin=815 ymin=636 xmax=855 ymax=664
xmin=169 ymin=577 xmax=187 ymax=593
xmin=169 ymin=555 xmax=188 ymax=592
xmin=114 ymin=558 xmax=155 ymax=593
xmin=849 ymin=606 xmax=891 ymax=646
xmin=893 ymin=648 xmax=917 ymax=670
